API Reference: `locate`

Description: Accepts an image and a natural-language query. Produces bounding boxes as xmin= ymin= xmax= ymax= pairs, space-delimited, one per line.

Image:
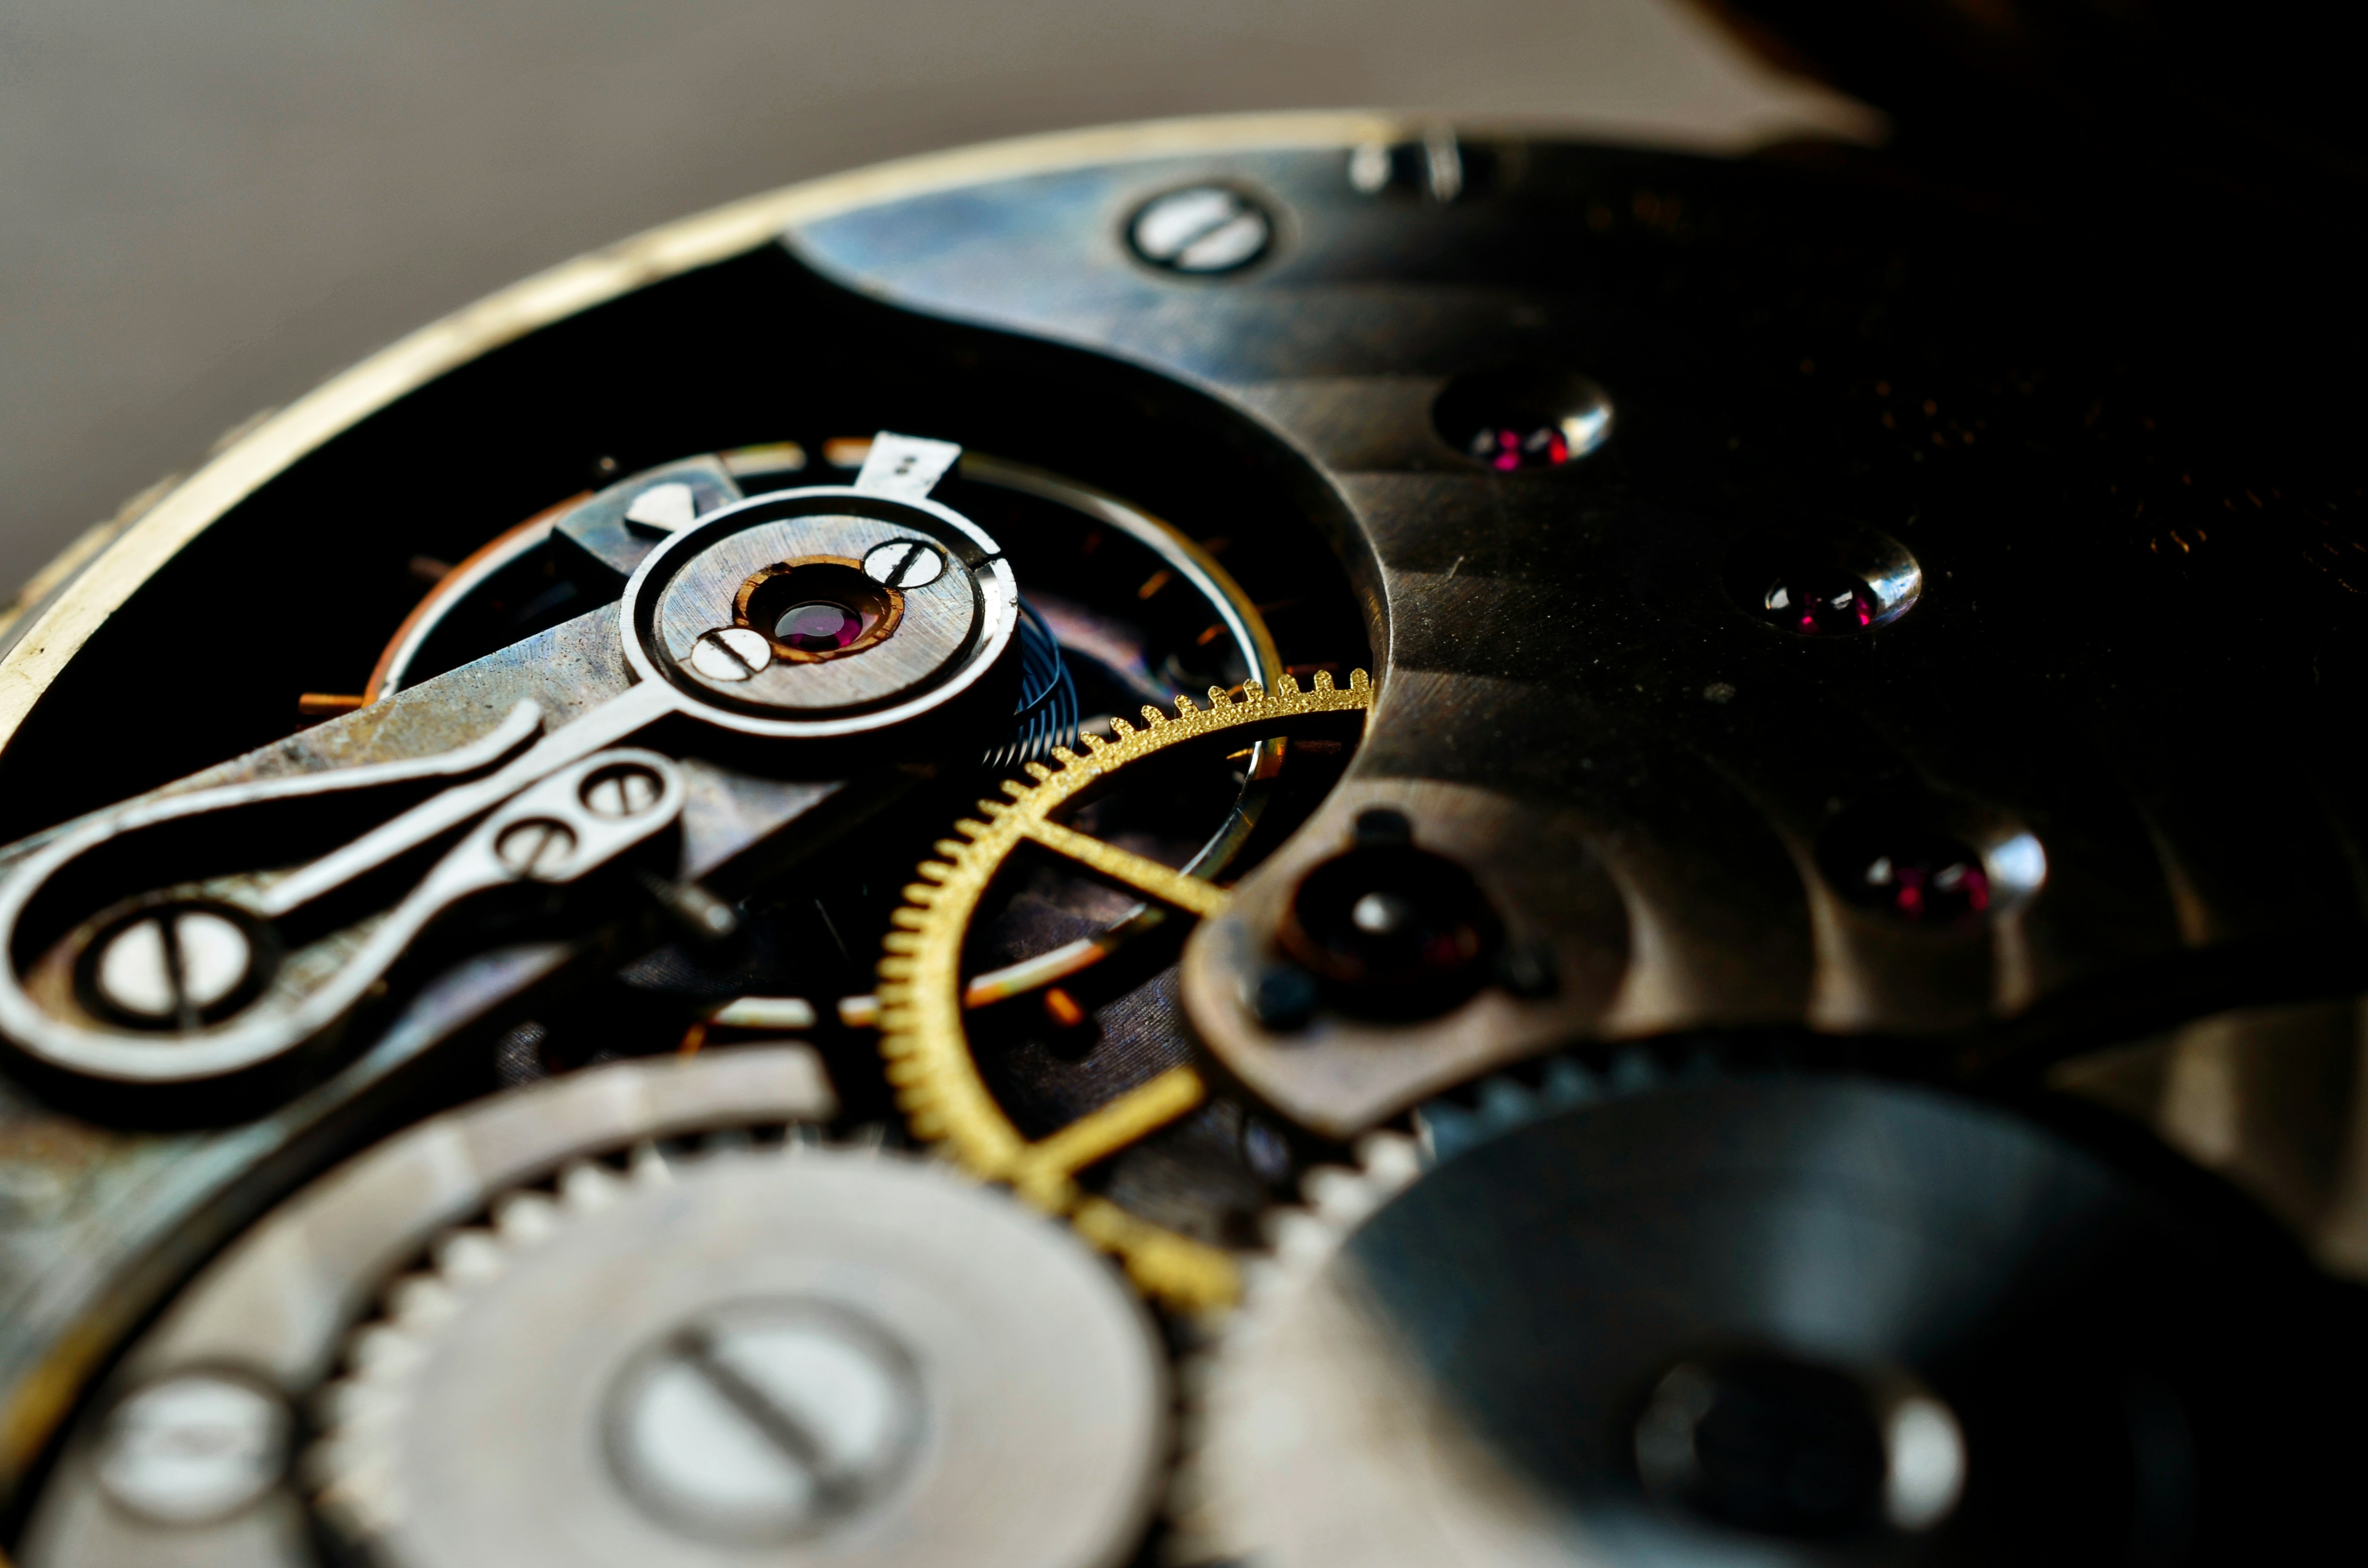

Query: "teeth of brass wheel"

xmin=877 ymin=669 xmax=1372 ymax=1314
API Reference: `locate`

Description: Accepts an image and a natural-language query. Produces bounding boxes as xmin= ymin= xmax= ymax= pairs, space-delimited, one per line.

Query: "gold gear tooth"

xmin=874 ymin=665 xmax=1375 ymax=1313
xmin=1278 ymin=672 xmax=1302 ymax=695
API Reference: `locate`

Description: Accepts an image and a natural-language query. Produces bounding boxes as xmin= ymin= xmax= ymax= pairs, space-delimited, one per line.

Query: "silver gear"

xmin=1164 ymin=1130 xmax=1450 ymax=1568
xmin=1171 ymin=1072 xmax=1973 ymax=1568
xmin=1173 ymin=1064 xmax=2368 ymax=1568
xmin=1170 ymin=1048 xmax=1679 ymax=1568
xmin=310 ymin=1130 xmax=1169 ymax=1568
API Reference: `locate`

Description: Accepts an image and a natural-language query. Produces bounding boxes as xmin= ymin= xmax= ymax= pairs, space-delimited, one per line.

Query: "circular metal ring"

xmin=620 ymin=487 xmax=1020 ymax=741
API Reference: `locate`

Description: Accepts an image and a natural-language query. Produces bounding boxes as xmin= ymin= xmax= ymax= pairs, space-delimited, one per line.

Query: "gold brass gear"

xmin=877 ymin=669 xmax=1372 ymax=1314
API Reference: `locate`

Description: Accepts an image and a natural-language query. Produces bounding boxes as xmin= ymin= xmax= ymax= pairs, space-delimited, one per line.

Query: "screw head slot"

xmin=1127 ymin=185 xmax=1274 ymax=275
xmin=602 ymin=1298 xmax=924 ymax=1545
xmin=95 ymin=1371 xmax=289 ymax=1525
xmin=75 ymin=901 xmax=273 ymax=1031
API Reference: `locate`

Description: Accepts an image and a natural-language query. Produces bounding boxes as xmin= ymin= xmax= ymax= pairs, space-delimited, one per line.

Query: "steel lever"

xmin=0 ymin=744 xmax=686 ymax=1085
xmin=0 ymin=431 xmax=1011 ymax=1088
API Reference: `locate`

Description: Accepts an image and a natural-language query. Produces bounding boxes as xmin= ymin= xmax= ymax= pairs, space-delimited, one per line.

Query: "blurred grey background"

xmin=0 ymin=0 xmax=1865 ymax=595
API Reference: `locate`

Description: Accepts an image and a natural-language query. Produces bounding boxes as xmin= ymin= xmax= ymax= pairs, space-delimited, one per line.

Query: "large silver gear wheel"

xmin=309 ymin=1129 xmax=1169 ymax=1568
xmin=1173 ymin=1064 xmax=2364 ymax=1567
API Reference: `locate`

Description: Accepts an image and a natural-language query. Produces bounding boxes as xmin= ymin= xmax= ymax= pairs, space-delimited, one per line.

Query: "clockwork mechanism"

xmin=4 ymin=98 xmax=2366 ymax=1568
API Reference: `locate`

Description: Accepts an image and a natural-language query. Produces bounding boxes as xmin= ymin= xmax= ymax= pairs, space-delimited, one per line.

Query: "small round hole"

xmin=734 ymin=559 xmax=901 ymax=663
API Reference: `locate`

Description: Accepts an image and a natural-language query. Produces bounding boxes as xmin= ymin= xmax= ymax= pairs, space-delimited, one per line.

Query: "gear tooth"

xmin=1266 ymin=1209 xmax=1334 ymax=1265
xmin=310 ymin=1384 xmax=380 ymax=1443
xmin=1478 ymin=1076 xmax=1538 ymax=1131
xmin=1208 ymin=685 xmax=1231 ymax=708
xmin=882 ymin=931 xmax=920 ymax=954
xmin=1141 ymin=704 xmax=1169 ymax=727
xmin=559 ymin=1160 xmax=623 ymax=1213
xmin=629 ymin=1141 xmax=673 ymax=1186
xmin=491 ymin=1190 xmax=559 ymax=1246
xmin=954 ymin=818 xmax=991 ymax=839
xmin=1176 ymin=692 xmax=1199 ymax=714
xmin=901 ymin=884 xmax=937 ymax=906
xmin=876 ymin=1006 xmax=915 ymax=1031
xmin=1356 ymin=1130 xmax=1424 ymax=1192
xmin=1082 ymin=731 xmax=1110 ymax=753
xmin=1024 ymin=761 xmax=1055 ymax=782
xmin=1111 ymin=717 xmax=1136 ymax=738
xmin=1277 ymin=672 xmax=1302 ymax=696
xmin=1051 ymin=746 xmax=1085 ymax=768
xmin=1242 ymin=678 xmax=1266 ymax=702
xmin=976 ymin=798 xmax=1009 ymax=818
xmin=1610 ymin=1049 xmax=1661 ymax=1095
xmin=316 ymin=1470 xmax=400 ymax=1541
xmin=1348 ymin=667 xmax=1370 ymax=691
xmin=884 ymin=1057 xmax=931 ymax=1085
xmin=385 ymin=1273 xmax=458 ymax=1331
xmin=916 ymin=861 xmax=951 ymax=883
xmin=876 ymin=956 xmax=914 ymax=980
xmin=1312 ymin=668 xmax=1335 ymax=691
xmin=433 ymin=1229 xmax=505 ymax=1286
xmin=1000 ymin=778 xmax=1033 ymax=800
xmin=1415 ymin=1100 xmax=1479 ymax=1164
xmin=348 ymin=1322 xmax=423 ymax=1379
xmin=1545 ymin=1057 xmax=1604 ymax=1109
xmin=889 ymin=907 xmax=928 ymax=931
xmin=935 ymin=838 xmax=969 ymax=858
xmin=1303 ymin=1165 xmax=1373 ymax=1224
